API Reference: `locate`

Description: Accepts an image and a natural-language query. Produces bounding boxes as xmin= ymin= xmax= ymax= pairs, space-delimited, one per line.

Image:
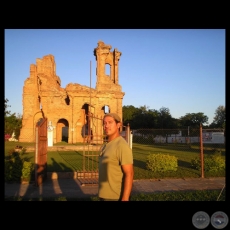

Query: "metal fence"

xmin=132 ymin=128 xmax=225 ymax=146
xmin=9 ymin=125 xmax=225 ymax=181
xmin=131 ymin=127 xmax=225 ymax=178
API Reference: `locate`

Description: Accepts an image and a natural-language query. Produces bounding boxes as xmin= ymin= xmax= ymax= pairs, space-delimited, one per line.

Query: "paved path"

xmin=4 ymin=177 xmax=225 ymax=199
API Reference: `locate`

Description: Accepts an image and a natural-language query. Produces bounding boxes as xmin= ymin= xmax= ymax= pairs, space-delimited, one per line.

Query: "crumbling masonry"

xmin=19 ymin=41 xmax=124 ymax=144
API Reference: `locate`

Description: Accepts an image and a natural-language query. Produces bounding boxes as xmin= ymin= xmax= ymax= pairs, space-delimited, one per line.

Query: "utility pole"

xmin=200 ymin=123 xmax=204 ymax=178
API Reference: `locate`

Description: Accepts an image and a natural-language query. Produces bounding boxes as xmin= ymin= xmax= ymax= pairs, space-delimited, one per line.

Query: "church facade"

xmin=19 ymin=41 xmax=124 ymax=144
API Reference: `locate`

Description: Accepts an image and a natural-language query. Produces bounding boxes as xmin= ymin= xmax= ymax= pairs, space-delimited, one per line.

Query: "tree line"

xmin=122 ymin=105 xmax=225 ymax=130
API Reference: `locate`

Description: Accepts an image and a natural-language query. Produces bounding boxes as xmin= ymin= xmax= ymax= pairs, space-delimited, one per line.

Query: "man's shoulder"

xmin=118 ymin=135 xmax=127 ymax=142
xmin=117 ymin=136 xmax=131 ymax=147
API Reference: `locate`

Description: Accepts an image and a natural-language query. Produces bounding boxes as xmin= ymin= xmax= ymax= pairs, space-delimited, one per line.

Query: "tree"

xmin=4 ymin=98 xmax=11 ymax=116
xmin=122 ymin=105 xmax=138 ymax=125
xmin=157 ymin=107 xmax=178 ymax=129
xmin=209 ymin=105 xmax=225 ymax=129
xmin=179 ymin=112 xmax=208 ymax=128
xmin=4 ymin=99 xmax=22 ymax=139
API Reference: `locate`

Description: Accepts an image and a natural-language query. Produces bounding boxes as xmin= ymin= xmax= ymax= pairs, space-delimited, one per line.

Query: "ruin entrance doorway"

xmin=56 ymin=119 xmax=69 ymax=143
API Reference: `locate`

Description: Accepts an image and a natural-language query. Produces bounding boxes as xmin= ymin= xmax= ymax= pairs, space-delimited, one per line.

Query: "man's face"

xmin=103 ymin=116 xmax=120 ymax=136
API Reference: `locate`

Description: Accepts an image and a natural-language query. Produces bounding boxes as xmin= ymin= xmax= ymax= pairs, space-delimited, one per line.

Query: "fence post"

xmin=35 ymin=127 xmax=38 ymax=186
xmin=130 ymin=131 xmax=133 ymax=149
xmin=126 ymin=123 xmax=130 ymax=146
xmin=200 ymin=124 xmax=204 ymax=178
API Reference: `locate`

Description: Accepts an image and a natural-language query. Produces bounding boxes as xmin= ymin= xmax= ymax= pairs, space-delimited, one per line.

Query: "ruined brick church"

xmin=19 ymin=41 xmax=124 ymax=144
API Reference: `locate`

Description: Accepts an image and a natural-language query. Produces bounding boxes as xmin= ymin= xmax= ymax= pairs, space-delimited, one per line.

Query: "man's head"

xmin=103 ymin=113 xmax=122 ymax=139
xmin=103 ymin=113 xmax=121 ymax=123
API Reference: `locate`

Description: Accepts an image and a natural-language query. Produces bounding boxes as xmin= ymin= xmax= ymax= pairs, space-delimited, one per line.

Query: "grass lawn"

xmin=5 ymin=141 xmax=226 ymax=179
xmin=4 ymin=141 xmax=226 ymax=201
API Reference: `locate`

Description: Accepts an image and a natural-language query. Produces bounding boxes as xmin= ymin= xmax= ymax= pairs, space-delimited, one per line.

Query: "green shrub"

xmin=191 ymin=155 xmax=225 ymax=172
xmin=146 ymin=153 xmax=178 ymax=172
xmin=5 ymin=147 xmax=34 ymax=183
xmin=5 ymin=150 xmax=23 ymax=182
xmin=21 ymin=161 xmax=34 ymax=182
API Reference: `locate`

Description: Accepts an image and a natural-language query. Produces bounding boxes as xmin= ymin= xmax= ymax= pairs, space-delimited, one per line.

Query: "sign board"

xmin=202 ymin=132 xmax=224 ymax=144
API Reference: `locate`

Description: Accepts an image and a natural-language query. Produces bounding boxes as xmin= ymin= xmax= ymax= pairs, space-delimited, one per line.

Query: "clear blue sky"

xmin=5 ymin=29 xmax=225 ymax=124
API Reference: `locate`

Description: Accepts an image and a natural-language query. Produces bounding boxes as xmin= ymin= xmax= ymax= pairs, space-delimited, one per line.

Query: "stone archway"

xmin=56 ymin=119 xmax=69 ymax=143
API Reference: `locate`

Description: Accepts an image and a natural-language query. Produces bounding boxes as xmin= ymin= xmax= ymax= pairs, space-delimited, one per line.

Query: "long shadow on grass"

xmin=177 ymin=159 xmax=193 ymax=169
xmin=58 ymin=151 xmax=99 ymax=171
xmin=133 ymin=159 xmax=146 ymax=170
xmin=57 ymin=151 xmax=83 ymax=171
xmin=20 ymin=158 xmax=96 ymax=201
xmin=177 ymin=159 xmax=201 ymax=176
xmin=133 ymin=143 xmax=225 ymax=155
